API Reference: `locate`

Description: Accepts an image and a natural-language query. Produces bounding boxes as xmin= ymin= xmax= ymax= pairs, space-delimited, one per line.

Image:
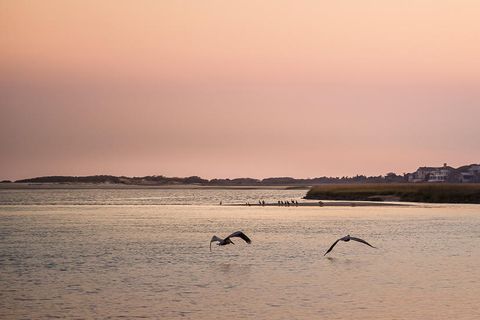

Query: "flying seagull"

xmin=210 ymin=231 xmax=252 ymax=251
xmin=324 ymin=234 xmax=376 ymax=256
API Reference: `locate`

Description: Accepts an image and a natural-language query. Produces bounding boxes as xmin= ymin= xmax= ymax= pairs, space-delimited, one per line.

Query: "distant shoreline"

xmin=0 ymin=182 xmax=310 ymax=190
xmin=3 ymin=182 xmax=480 ymax=205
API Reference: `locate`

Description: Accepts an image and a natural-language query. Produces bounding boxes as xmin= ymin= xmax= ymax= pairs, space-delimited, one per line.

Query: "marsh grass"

xmin=305 ymin=183 xmax=480 ymax=203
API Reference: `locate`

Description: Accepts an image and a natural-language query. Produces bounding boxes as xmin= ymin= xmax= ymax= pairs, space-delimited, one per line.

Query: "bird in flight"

xmin=324 ymin=235 xmax=376 ymax=256
xmin=210 ymin=231 xmax=252 ymax=251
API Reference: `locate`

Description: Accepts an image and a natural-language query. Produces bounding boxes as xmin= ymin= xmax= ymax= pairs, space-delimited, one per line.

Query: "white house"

xmin=427 ymin=166 xmax=452 ymax=182
xmin=409 ymin=163 xmax=454 ymax=182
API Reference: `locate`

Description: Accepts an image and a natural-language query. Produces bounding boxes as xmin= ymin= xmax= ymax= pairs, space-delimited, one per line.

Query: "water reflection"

xmin=0 ymin=190 xmax=479 ymax=319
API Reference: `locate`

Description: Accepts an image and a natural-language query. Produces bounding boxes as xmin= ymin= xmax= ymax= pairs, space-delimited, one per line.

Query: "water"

xmin=1 ymin=188 xmax=479 ymax=319
xmin=0 ymin=188 xmax=306 ymax=206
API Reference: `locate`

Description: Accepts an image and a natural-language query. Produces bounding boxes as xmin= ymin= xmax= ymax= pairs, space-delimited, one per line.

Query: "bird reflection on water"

xmin=2 ymin=189 xmax=480 ymax=320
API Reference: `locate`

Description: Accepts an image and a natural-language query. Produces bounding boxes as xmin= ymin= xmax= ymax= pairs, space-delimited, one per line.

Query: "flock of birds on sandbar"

xmin=241 ymin=199 xmax=300 ymax=206
xmin=210 ymin=231 xmax=376 ymax=256
xmin=213 ymin=198 xmax=377 ymax=255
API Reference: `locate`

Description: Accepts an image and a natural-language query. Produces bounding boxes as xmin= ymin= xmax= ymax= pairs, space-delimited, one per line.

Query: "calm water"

xmin=1 ymin=189 xmax=479 ymax=319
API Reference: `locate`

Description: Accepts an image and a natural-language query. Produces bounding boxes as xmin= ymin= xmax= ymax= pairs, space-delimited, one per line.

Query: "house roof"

xmin=457 ymin=164 xmax=480 ymax=172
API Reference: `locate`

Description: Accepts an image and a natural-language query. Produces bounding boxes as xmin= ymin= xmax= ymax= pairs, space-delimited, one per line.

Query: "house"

xmin=408 ymin=163 xmax=455 ymax=182
xmin=468 ymin=165 xmax=480 ymax=175
xmin=460 ymin=172 xmax=475 ymax=183
xmin=427 ymin=165 xmax=453 ymax=182
xmin=458 ymin=164 xmax=480 ymax=183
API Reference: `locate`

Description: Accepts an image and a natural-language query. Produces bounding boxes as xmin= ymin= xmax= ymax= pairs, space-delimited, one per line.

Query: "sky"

xmin=1 ymin=0 xmax=479 ymax=180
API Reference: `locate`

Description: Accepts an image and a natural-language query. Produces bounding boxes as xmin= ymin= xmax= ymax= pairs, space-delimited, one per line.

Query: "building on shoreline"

xmin=408 ymin=163 xmax=480 ymax=183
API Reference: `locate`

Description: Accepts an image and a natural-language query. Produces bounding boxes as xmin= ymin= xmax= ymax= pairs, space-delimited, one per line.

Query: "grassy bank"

xmin=305 ymin=183 xmax=480 ymax=204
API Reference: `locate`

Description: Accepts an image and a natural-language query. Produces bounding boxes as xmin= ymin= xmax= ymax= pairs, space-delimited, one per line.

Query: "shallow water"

xmin=1 ymin=189 xmax=479 ymax=319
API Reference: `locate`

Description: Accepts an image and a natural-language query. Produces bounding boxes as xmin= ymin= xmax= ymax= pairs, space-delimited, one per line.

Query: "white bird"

xmin=324 ymin=234 xmax=376 ymax=256
xmin=210 ymin=231 xmax=252 ymax=251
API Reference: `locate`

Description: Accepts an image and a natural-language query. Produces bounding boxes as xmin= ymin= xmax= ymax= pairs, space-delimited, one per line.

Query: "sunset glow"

xmin=1 ymin=1 xmax=479 ymax=179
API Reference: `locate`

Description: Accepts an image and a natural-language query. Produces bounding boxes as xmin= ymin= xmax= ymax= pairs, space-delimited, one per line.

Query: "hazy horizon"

xmin=3 ymin=160 xmax=480 ymax=182
xmin=1 ymin=1 xmax=479 ymax=180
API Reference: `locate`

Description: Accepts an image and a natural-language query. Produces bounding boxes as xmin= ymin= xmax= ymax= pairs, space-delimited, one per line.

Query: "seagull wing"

xmin=350 ymin=236 xmax=376 ymax=249
xmin=210 ymin=235 xmax=223 ymax=251
xmin=226 ymin=231 xmax=252 ymax=244
xmin=324 ymin=238 xmax=342 ymax=256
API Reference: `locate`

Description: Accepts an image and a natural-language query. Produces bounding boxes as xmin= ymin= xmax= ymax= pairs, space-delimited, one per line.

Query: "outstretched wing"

xmin=226 ymin=231 xmax=252 ymax=244
xmin=324 ymin=238 xmax=341 ymax=256
xmin=350 ymin=236 xmax=376 ymax=249
xmin=210 ymin=235 xmax=223 ymax=251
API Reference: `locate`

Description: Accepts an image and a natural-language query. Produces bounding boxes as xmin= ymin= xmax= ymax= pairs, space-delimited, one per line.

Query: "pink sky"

xmin=1 ymin=1 xmax=479 ymax=180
